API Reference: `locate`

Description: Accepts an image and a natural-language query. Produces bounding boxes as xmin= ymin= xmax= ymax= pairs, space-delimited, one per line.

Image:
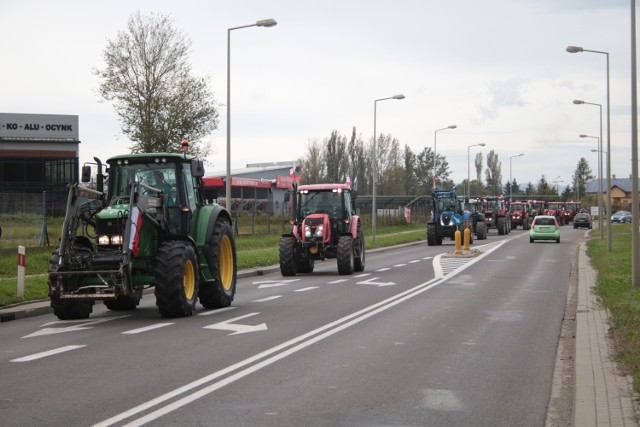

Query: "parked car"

xmin=529 ymin=215 xmax=560 ymax=243
xmin=573 ymin=213 xmax=593 ymax=229
xmin=611 ymin=210 xmax=632 ymax=223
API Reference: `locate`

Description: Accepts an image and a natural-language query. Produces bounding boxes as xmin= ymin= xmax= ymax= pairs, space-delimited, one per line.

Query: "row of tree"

xmin=298 ymin=128 xmax=595 ymax=200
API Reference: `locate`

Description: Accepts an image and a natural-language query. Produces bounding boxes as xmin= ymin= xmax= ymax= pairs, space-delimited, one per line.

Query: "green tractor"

xmin=48 ymin=146 xmax=237 ymax=320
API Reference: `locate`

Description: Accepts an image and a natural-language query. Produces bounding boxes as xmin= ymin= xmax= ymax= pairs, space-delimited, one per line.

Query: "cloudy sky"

xmin=0 ymin=0 xmax=635 ymax=189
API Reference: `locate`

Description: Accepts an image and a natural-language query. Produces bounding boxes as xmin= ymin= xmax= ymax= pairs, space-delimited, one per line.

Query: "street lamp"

xmin=372 ymin=94 xmax=405 ymax=244
xmin=226 ymin=18 xmax=278 ymax=213
xmin=580 ymin=133 xmax=604 ymax=237
xmin=567 ymin=44 xmax=612 ymax=251
xmin=553 ymin=176 xmax=564 ymax=194
xmin=467 ymin=143 xmax=485 ymax=196
xmin=433 ymin=125 xmax=457 ymax=190
xmin=509 ymin=153 xmax=524 ymax=202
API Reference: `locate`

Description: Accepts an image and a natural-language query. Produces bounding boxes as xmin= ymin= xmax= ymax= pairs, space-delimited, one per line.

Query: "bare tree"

xmin=300 ymin=139 xmax=324 ymax=184
xmin=474 ymin=152 xmax=483 ymax=194
xmin=94 ymin=11 xmax=218 ymax=157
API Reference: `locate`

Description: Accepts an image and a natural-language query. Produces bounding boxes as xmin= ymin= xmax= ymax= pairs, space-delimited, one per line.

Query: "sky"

xmin=0 ymin=0 xmax=636 ymax=190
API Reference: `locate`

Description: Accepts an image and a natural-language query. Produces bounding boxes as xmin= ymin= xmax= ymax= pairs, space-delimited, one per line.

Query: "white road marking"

xmin=295 ymin=287 xmax=318 ymax=292
xmin=393 ymin=264 xmax=407 ymax=267
xmin=11 ymin=345 xmax=86 ymax=362
xmin=203 ymin=313 xmax=268 ymax=335
xmin=254 ymin=279 xmax=300 ymax=289
xmin=376 ymin=268 xmax=391 ymax=272
xmin=197 ymin=306 xmax=237 ymax=316
xmin=328 ymin=279 xmax=349 ymax=284
xmin=353 ymin=273 xmax=370 ymax=278
xmin=22 ymin=315 xmax=131 ymax=338
xmin=122 ymin=323 xmax=174 ymax=335
xmin=357 ymin=277 xmax=396 ymax=287
xmin=409 ymin=260 xmax=421 ymax=263
xmin=93 ymin=239 xmax=509 ymax=427
xmin=252 ymin=296 xmax=282 ymax=302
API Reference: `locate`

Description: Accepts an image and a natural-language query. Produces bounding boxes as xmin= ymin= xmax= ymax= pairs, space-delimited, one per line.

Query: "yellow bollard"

xmin=463 ymin=227 xmax=471 ymax=251
xmin=455 ymin=229 xmax=462 ymax=254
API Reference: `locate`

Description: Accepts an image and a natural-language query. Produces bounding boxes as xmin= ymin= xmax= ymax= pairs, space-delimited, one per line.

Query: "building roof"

xmin=585 ymin=177 xmax=640 ymax=194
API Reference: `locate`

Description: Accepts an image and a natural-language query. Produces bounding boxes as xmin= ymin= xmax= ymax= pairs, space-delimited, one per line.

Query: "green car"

xmin=529 ymin=215 xmax=560 ymax=243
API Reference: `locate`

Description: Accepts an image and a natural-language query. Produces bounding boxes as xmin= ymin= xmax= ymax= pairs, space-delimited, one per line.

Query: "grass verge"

xmin=586 ymin=223 xmax=640 ymax=396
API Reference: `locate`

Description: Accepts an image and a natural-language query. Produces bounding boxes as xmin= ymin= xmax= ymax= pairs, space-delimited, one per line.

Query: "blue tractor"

xmin=427 ymin=189 xmax=474 ymax=246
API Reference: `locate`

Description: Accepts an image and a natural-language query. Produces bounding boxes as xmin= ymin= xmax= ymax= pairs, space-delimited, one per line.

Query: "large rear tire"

xmin=199 ymin=219 xmax=237 ymax=309
xmin=353 ymin=227 xmax=366 ymax=272
xmin=497 ymin=217 xmax=506 ymax=235
xmin=337 ymin=235 xmax=354 ymax=275
xmin=279 ymin=236 xmax=297 ymax=276
xmin=476 ymin=221 xmax=487 ymax=240
xmin=427 ymin=223 xmax=439 ymax=246
xmin=154 ymin=240 xmax=199 ymax=318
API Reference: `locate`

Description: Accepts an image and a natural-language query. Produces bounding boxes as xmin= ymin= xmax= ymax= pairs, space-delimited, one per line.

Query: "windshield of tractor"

xmin=436 ymin=197 xmax=458 ymax=213
xmin=510 ymin=203 xmax=525 ymax=212
xmin=110 ymin=163 xmax=178 ymax=205
xmin=300 ymin=190 xmax=344 ymax=218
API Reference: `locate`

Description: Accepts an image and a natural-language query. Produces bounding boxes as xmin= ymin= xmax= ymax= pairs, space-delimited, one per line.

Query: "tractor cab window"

xmin=301 ymin=190 xmax=339 ymax=217
xmin=181 ymin=163 xmax=197 ymax=211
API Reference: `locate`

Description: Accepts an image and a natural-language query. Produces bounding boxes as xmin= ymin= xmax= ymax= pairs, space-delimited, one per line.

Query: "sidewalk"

xmin=574 ymin=243 xmax=638 ymax=427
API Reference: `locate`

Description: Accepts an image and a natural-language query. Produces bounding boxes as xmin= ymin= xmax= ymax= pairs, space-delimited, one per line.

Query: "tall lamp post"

xmin=433 ymin=125 xmax=457 ymax=190
xmin=372 ymin=94 xmax=405 ymax=244
xmin=467 ymin=143 xmax=485 ymax=196
xmin=580 ymin=133 xmax=604 ymax=237
xmin=226 ymin=18 xmax=278 ymax=212
xmin=631 ymin=0 xmax=639 ymax=288
xmin=509 ymin=153 xmax=524 ymax=202
xmin=567 ymin=45 xmax=612 ymax=251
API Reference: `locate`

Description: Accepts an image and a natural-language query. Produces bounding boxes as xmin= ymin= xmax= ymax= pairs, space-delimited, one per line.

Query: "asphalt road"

xmin=0 ymin=226 xmax=583 ymax=427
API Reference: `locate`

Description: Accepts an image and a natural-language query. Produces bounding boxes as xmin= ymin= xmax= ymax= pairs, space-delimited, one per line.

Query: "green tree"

xmin=572 ymin=157 xmax=594 ymax=201
xmin=403 ymin=145 xmax=417 ymax=196
xmin=325 ymin=130 xmax=348 ymax=182
xmin=94 ymin=11 xmax=218 ymax=157
xmin=415 ymin=146 xmax=434 ymax=195
xmin=347 ymin=127 xmax=367 ymax=192
xmin=485 ymin=150 xmax=502 ymax=195
xmin=536 ymin=175 xmax=557 ymax=196
xmin=300 ymin=139 xmax=324 ymax=184
xmin=474 ymin=152 xmax=484 ymax=195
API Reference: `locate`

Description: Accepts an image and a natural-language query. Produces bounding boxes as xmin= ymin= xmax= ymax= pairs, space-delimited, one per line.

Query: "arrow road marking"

xmin=22 ymin=315 xmax=131 ymax=338
xmin=357 ymin=277 xmax=396 ymax=287
xmin=203 ymin=312 xmax=268 ymax=335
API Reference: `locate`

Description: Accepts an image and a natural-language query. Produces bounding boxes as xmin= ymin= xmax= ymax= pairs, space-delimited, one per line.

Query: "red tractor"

xmin=482 ymin=196 xmax=511 ymax=235
xmin=508 ymin=201 xmax=531 ymax=230
xmin=529 ymin=200 xmax=546 ymax=217
xmin=279 ymin=181 xmax=365 ymax=276
xmin=562 ymin=201 xmax=581 ymax=225
xmin=546 ymin=201 xmax=566 ymax=225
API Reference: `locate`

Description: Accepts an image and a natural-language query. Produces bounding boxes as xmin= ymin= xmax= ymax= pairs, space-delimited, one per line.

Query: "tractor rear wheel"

xmin=353 ymin=227 xmax=366 ymax=272
xmin=279 ymin=236 xmax=297 ymax=276
xmin=199 ymin=219 xmax=237 ymax=309
xmin=497 ymin=217 xmax=506 ymax=235
xmin=476 ymin=221 xmax=487 ymax=240
xmin=337 ymin=235 xmax=354 ymax=275
xmin=154 ymin=240 xmax=199 ymax=318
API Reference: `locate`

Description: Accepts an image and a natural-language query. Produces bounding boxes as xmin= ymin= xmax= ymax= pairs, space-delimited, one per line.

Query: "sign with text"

xmin=0 ymin=113 xmax=79 ymax=140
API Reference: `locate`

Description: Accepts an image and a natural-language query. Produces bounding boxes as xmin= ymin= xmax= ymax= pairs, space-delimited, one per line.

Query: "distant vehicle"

xmin=529 ymin=215 xmax=560 ymax=243
xmin=573 ymin=213 xmax=592 ymax=229
xmin=611 ymin=210 xmax=632 ymax=223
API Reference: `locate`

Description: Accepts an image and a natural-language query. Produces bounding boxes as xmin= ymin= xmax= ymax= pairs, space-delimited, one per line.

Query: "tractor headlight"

xmin=98 ymin=235 xmax=123 ymax=245
xmin=315 ymin=225 xmax=323 ymax=237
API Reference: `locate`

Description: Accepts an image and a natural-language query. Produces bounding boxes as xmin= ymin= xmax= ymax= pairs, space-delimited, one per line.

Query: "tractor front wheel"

xmin=48 ymin=250 xmax=93 ymax=320
xmin=154 ymin=241 xmax=199 ymax=318
xmin=354 ymin=227 xmax=366 ymax=272
xmin=476 ymin=221 xmax=487 ymax=240
xmin=279 ymin=236 xmax=297 ymax=276
xmin=337 ymin=235 xmax=354 ymax=275
xmin=199 ymin=219 xmax=237 ymax=309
